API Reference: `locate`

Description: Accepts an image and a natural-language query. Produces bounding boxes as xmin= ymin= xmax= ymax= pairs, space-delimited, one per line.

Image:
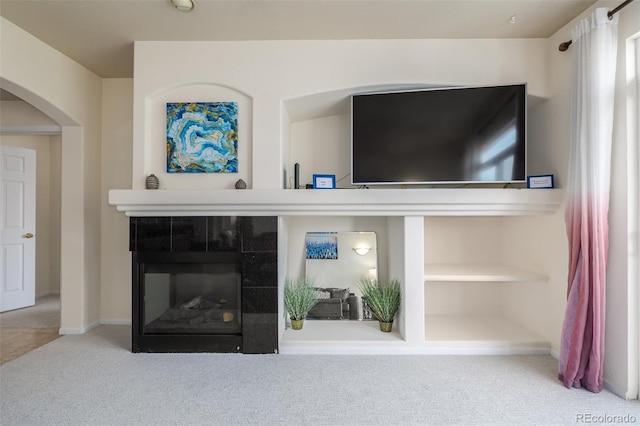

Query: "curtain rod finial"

xmin=559 ymin=40 xmax=572 ymax=52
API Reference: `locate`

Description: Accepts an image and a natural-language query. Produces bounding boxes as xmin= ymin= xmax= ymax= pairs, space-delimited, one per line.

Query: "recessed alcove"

xmin=422 ymin=215 xmax=557 ymax=353
xmin=139 ymin=83 xmax=253 ymax=190
xmin=278 ymin=85 xmax=555 ymax=354
xmin=280 ymin=216 xmax=394 ymax=351
xmin=282 ymin=85 xmax=547 ymax=190
xmin=279 ymin=212 xmax=558 ymax=354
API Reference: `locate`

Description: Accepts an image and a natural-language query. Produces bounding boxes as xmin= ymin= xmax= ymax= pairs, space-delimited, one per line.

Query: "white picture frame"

xmin=527 ymin=175 xmax=554 ymax=189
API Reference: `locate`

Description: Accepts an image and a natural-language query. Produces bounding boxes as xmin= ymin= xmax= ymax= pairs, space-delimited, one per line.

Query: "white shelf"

xmin=424 ymin=263 xmax=548 ymax=282
xmin=425 ymin=314 xmax=550 ymax=349
xmin=277 ymin=317 xmax=550 ymax=355
xmin=108 ymin=188 xmax=563 ymax=217
xmin=279 ymin=320 xmax=405 ymax=354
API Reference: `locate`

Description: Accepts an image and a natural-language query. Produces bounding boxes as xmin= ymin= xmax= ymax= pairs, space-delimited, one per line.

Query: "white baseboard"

xmin=549 ymin=349 xmax=560 ymax=359
xmin=35 ymin=291 xmax=60 ymax=299
xmin=59 ymin=319 xmax=130 ymax=334
xmin=603 ymin=379 xmax=629 ymax=400
xmin=59 ymin=320 xmax=100 ymax=335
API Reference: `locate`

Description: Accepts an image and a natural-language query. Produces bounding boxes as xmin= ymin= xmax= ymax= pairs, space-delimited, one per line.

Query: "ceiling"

xmin=0 ymin=0 xmax=608 ymax=79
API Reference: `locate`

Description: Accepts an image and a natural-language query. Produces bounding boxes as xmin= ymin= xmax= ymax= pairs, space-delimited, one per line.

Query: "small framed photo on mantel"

xmin=527 ymin=175 xmax=554 ymax=189
xmin=313 ymin=174 xmax=336 ymax=189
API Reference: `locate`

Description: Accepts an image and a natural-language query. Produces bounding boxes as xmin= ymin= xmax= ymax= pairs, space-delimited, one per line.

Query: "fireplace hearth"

xmin=130 ymin=216 xmax=278 ymax=354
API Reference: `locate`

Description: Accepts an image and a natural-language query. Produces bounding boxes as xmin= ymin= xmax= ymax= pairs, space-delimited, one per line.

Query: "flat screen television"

xmin=351 ymin=83 xmax=527 ymax=185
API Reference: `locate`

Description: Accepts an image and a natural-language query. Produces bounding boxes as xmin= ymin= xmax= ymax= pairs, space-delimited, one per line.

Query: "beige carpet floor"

xmin=1 ymin=325 xmax=638 ymax=425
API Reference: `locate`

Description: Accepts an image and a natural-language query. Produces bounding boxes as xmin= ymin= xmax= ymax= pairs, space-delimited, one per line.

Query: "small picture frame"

xmin=313 ymin=174 xmax=336 ymax=189
xmin=527 ymin=174 xmax=554 ymax=189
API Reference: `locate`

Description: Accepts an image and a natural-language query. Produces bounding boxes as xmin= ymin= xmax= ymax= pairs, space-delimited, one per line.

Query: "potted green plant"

xmin=284 ymin=277 xmax=318 ymax=330
xmin=359 ymin=277 xmax=401 ymax=332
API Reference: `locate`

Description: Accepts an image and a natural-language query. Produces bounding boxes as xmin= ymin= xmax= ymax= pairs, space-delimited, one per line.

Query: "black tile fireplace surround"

xmin=130 ymin=216 xmax=278 ymax=354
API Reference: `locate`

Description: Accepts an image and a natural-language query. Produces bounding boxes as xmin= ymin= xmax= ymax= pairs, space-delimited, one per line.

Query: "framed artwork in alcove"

xmin=166 ymin=102 xmax=238 ymax=173
xmin=305 ymin=233 xmax=338 ymax=260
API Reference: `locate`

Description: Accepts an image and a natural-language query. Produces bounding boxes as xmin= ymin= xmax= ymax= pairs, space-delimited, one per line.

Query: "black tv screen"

xmin=351 ymin=84 xmax=527 ymax=185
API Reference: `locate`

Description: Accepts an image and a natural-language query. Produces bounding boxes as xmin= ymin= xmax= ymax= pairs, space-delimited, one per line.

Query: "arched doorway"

xmin=1 ymin=78 xmax=86 ymax=334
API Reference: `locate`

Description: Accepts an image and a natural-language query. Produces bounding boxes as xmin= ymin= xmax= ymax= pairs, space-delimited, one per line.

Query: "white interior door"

xmin=0 ymin=145 xmax=36 ymax=312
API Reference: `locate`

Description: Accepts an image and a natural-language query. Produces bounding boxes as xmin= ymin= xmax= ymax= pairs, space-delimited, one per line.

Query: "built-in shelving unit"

xmin=109 ymin=187 xmax=563 ymax=355
xmin=421 ymin=213 xmax=556 ymax=355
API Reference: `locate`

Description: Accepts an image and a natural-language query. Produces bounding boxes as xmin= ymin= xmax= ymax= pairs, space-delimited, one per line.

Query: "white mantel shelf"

xmin=108 ymin=188 xmax=563 ymax=217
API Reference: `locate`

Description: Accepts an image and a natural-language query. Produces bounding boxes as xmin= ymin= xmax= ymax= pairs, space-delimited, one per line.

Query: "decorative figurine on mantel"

xmin=235 ymin=179 xmax=247 ymax=189
xmin=145 ymin=174 xmax=160 ymax=190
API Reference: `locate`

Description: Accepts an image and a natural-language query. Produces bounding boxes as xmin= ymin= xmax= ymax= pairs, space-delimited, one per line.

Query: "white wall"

xmin=133 ymin=39 xmax=548 ymax=191
xmin=0 ymin=135 xmax=61 ymax=296
xmin=290 ymin=114 xmax=351 ymax=188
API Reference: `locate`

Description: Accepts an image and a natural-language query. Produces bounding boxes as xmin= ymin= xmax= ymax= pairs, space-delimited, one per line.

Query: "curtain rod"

xmin=558 ymin=0 xmax=635 ymax=51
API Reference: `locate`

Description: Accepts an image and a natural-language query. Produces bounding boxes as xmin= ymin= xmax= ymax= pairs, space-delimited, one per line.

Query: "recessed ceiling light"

xmin=169 ymin=0 xmax=195 ymax=12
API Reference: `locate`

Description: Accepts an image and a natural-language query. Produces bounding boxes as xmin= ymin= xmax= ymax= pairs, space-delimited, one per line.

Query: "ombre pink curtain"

xmin=558 ymin=8 xmax=618 ymax=393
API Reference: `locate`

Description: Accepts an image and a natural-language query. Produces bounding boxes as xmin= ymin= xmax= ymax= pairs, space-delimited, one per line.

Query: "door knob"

xmin=23 ymin=233 xmax=34 ymax=239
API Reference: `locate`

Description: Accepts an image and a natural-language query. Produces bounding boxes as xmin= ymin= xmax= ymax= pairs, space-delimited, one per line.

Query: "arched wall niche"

xmin=283 ymin=83 xmax=440 ymax=124
xmin=282 ymin=82 xmax=547 ymax=123
xmin=140 ymin=83 xmax=253 ymax=190
xmin=282 ymin=83 xmax=547 ymax=190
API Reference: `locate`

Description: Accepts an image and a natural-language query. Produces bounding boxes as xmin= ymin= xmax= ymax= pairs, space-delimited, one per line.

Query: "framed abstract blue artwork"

xmin=166 ymin=102 xmax=238 ymax=173
xmin=305 ymin=233 xmax=338 ymax=260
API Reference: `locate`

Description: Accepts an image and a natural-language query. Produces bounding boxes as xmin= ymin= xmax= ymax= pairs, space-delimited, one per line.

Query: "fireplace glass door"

xmin=141 ymin=261 xmax=241 ymax=335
